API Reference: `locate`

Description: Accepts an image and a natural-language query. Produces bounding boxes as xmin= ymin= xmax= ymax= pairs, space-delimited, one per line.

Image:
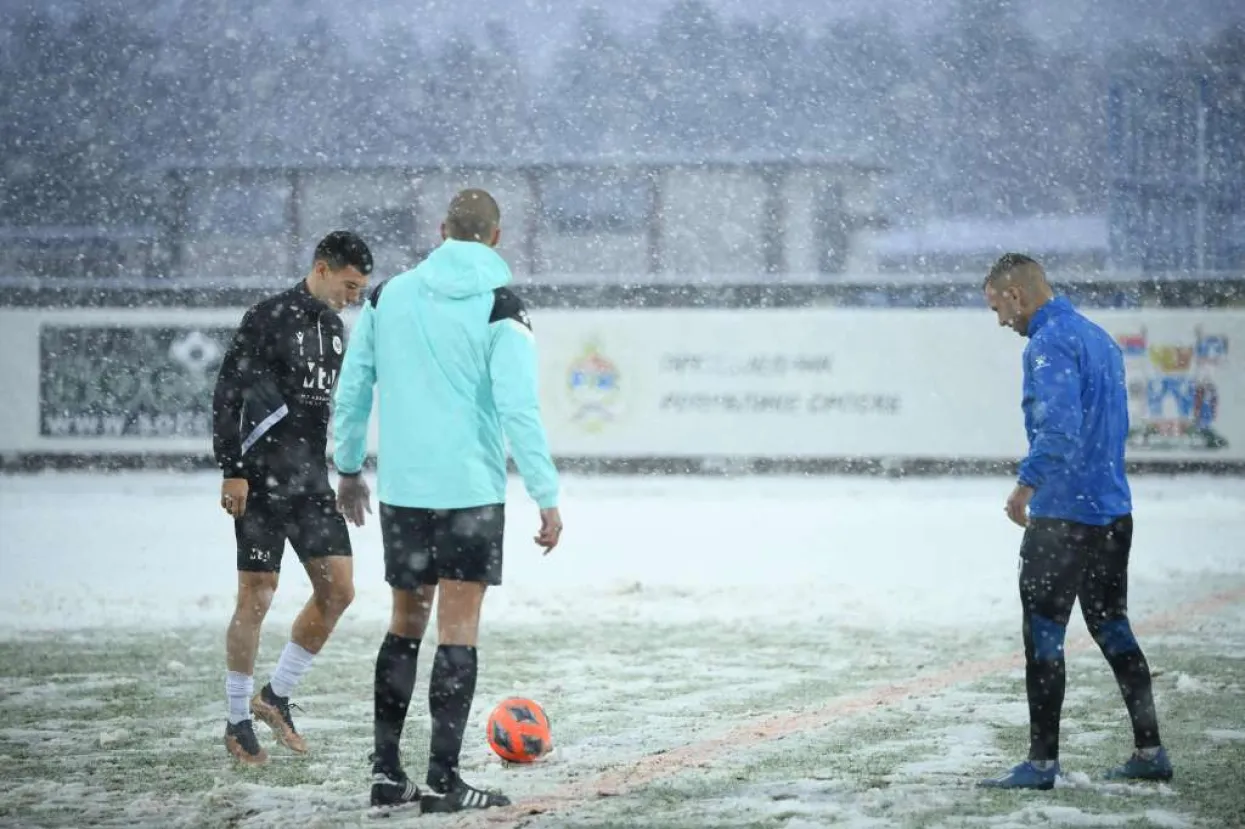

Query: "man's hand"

xmin=221 ymin=478 xmax=249 ymax=518
xmin=337 ymin=473 xmax=372 ymax=527
xmin=1005 ymin=483 xmax=1035 ymax=528
xmin=534 ymin=507 xmax=563 ymax=554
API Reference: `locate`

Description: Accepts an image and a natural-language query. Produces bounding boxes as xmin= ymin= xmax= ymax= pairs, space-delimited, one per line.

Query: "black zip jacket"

xmin=211 ymin=280 xmax=345 ymax=495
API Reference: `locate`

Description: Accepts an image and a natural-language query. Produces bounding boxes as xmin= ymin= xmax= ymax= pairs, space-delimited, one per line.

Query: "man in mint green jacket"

xmin=332 ymin=188 xmax=561 ymax=815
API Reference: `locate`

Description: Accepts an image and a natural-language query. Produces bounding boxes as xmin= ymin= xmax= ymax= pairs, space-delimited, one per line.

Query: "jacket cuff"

xmin=1016 ymin=462 xmax=1040 ymax=489
xmin=220 ymin=460 xmax=246 ymax=478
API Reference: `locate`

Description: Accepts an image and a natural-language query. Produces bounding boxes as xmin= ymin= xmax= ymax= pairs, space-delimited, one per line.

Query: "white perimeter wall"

xmin=2 ymin=307 xmax=1241 ymax=464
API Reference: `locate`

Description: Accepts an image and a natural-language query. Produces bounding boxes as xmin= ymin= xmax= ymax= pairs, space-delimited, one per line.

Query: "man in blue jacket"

xmin=979 ymin=253 xmax=1172 ymax=790
xmin=332 ymin=189 xmax=562 ymax=813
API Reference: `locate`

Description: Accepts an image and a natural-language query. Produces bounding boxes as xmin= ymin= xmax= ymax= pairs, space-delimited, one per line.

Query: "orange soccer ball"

xmin=486 ymin=697 xmax=552 ymax=763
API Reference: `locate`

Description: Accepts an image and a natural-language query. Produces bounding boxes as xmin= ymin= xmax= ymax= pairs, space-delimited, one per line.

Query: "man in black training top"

xmin=212 ymin=230 xmax=372 ymax=765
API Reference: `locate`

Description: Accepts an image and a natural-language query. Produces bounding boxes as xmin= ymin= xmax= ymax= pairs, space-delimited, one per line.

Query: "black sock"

xmin=1105 ymin=648 xmax=1162 ymax=749
xmin=427 ymin=645 xmax=478 ymax=791
xmin=373 ymin=633 xmax=421 ymax=772
xmin=1026 ymin=656 xmax=1066 ymax=762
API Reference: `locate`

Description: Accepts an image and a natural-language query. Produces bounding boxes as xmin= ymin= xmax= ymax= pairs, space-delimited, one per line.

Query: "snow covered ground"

xmin=1 ymin=471 xmax=1243 ymax=828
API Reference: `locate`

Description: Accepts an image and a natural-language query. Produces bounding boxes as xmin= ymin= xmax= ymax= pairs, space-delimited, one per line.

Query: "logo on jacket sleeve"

xmin=332 ymin=335 xmax=343 ymax=355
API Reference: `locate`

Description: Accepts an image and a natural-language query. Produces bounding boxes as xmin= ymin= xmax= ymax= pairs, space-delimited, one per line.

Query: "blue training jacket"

xmin=1017 ymin=296 xmax=1132 ymax=525
xmin=331 ymin=238 xmax=560 ymax=510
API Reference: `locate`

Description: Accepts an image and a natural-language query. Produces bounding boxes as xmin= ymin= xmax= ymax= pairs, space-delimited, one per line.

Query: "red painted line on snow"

xmin=456 ymin=584 xmax=1245 ymax=828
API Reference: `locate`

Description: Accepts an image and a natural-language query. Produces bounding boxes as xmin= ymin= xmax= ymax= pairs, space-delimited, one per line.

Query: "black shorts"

xmin=1018 ymin=514 xmax=1133 ymax=635
xmin=235 ymin=490 xmax=352 ymax=573
xmin=379 ymin=503 xmax=505 ymax=589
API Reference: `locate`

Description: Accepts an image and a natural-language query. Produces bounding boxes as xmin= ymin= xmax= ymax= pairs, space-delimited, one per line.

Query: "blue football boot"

xmin=978 ymin=759 xmax=1061 ymax=790
xmin=1104 ymin=748 xmax=1173 ymax=782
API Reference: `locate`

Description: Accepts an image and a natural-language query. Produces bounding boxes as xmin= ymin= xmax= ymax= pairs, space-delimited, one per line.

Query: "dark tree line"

xmin=2 ymin=0 xmax=1241 ymax=230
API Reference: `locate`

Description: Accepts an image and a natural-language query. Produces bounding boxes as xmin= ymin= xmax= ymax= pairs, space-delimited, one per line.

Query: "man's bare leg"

xmin=252 ymin=555 xmax=355 ymax=752
xmin=391 ymin=585 xmax=436 ymax=640
xmin=224 ymin=571 xmax=279 ymax=764
xmin=227 ymin=572 xmax=280 ymax=674
xmin=434 ymin=580 xmax=486 ymax=646
xmin=290 ymin=554 xmax=357 ymax=653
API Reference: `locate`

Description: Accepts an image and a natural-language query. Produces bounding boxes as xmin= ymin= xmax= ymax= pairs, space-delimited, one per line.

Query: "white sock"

xmin=226 ymin=671 xmax=253 ymax=724
xmin=269 ymin=642 xmax=316 ymax=699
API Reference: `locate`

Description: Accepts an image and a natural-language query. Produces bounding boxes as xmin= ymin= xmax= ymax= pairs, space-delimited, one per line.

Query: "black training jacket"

xmin=211 ymin=280 xmax=346 ymax=495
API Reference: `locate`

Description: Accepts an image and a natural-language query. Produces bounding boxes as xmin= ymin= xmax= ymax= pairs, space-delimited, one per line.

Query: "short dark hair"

xmin=444 ymin=189 xmax=501 ymax=243
xmin=314 ymin=230 xmax=373 ymax=275
xmin=984 ymin=252 xmax=1042 ymax=289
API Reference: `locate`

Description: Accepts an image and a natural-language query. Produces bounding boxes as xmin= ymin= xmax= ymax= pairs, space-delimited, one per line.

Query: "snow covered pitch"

xmin=1 ymin=472 xmax=1243 ymax=828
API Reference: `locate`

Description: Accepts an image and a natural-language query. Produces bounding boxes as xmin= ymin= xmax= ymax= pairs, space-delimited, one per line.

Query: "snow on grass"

xmin=1174 ymin=673 xmax=1213 ymax=694
xmin=1144 ymin=810 xmax=1195 ymax=829
xmin=0 ymin=472 xmax=1242 ymax=828
xmin=3 ymin=473 xmax=1243 ymax=635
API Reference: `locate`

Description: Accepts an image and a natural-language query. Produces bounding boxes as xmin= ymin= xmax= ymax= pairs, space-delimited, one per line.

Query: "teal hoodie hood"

xmin=420 ymin=238 xmax=512 ymax=298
